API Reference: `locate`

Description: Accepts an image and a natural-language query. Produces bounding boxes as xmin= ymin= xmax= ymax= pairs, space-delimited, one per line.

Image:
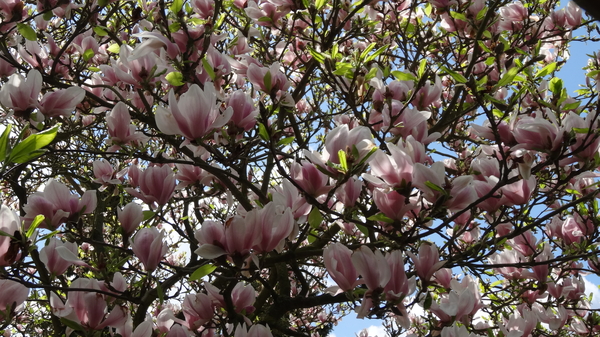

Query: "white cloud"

xmin=583 ymin=275 xmax=600 ymax=309
xmin=366 ymin=325 xmax=388 ymax=337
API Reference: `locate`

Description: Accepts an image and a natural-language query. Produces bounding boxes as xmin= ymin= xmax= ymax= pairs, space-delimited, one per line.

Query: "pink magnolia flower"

xmin=234 ymin=323 xmax=274 ymax=337
xmin=39 ymin=237 xmax=88 ymax=276
xmin=271 ymin=180 xmax=311 ymax=221
xmin=488 ymin=249 xmax=525 ymax=279
xmin=363 ymin=143 xmax=414 ymax=188
xmin=182 ymin=292 xmax=214 ymax=330
xmin=0 ymin=69 xmax=41 ymax=114
xmin=441 ymin=323 xmax=475 ymax=337
xmin=324 ymin=125 xmax=374 ymax=166
xmin=249 ymin=202 xmax=294 ymax=253
xmin=512 ymin=114 xmax=563 ymax=152
xmin=51 ymin=278 xmax=128 ymax=330
xmin=118 ymin=202 xmax=144 ymax=236
xmin=498 ymin=1 xmax=528 ymax=31
xmin=126 ymin=165 xmax=176 ymax=207
xmin=231 ymin=282 xmax=256 ymax=314
xmin=194 ymin=217 xmax=260 ymax=259
xmin=290 ymin=160 xmax=331 ymax=197
xmin=131 ymin=227 xmax=168 ymax=271
xmin=352 ymin=246 xmax=391 ymax=291
xmin=130 ymin=31 xmax=180 ymax=60
xmin=335 ymin=177 xmax=363 ymax=207
xmin=92 ymin=159 xmax=124 ymax=189
xmin=384 ymin=250 xmax=412 ymax=300
xmin=39 ymin=86 xmax=85 ymax=117
xmin=373 ymin=189 xmax=420 ymax=221
xmin=412 ymin=162 xmax=446 ymax=202
xmin=323 ymin=243 xmax=358 ymax=292
xmin=407 ymin=243 xmax=445 ymax=282
xmin=247 ymin=62 xmax=289 ymax=93
xmin=0 ymin=279 xmax=28 ymax=321
xmin=106 ymin=102 xmax=148 ymax=148
xmin=156 ymin=84 xmax=233 ymax=141
xmin=501 ymin=176 xmax=536 ymax=206
xmin=445 ymin=176 xmax=478 ymax=212
xmin=226 ymin=90 xmax=258 ymax=131
xmin=22 ymin=180 xmax=97 ymax=229
xmin=413 ymin=76 xmax=442 ymax=109
xmin=0 ymin=205 xmax=20 ymax=266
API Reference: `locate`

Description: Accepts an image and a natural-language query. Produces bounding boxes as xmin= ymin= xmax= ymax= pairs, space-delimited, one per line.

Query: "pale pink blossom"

xmin=126 ymin=165 xmax=176 ymax=207
xmin=118 ymin=202 xmax=144 ymax=236
xmin=0 ymin=279 xmax=28 ymax=320
xmin=39 ymin=86 xmax=85 ymax=117
xmin=39 ymin=237 xmax=87 ymax=276
xmin=290 ymin=161 xmax=331 ymax=197
xmin=352 ymin=246 xmax=391 ymax=291
xmin=0 ymin=69 xmax=41 ymax=114
xmin=182 ymin=293 xmax=214 ymax=329
xmin=226 ymin=90 xmax=258 ymax=131
xmin=0 ymin=205 xmax=20 ymax=266
xmin=323 ymin=243 xmax=358 ymax=291
xmin=156 ymin=84 xmax=233 ymax=140
xmin=131 ymin=227 xmax=168 ymax=271
xmin=106 ymin=102 xmax=148 ymax=148
xmin=23 ymin=180 xmax=97 ymax=229
xmin=407 ymin=243 xmax=445 ymax=282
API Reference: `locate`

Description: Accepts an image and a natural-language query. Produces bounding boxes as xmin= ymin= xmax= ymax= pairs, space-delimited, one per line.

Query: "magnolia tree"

xmin=1 ymin=0 xmax=600 ymax=336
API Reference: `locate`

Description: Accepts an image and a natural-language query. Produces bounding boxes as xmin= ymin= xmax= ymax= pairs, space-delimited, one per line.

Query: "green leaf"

xmin=418 ymin=59 xmax=427 ymax=78
xmin=587 ymin=70 xmax=600 ymax=78
xmin=0 ymin=230 xmax=15 ymax=237
xmin=476 ymin=7 xmax=487 ymax=21
xmin=449 ymin=11 xmax=467 ymax=22
xmin=441 ymin=66 xmax=467 ymax=83
xmin=107 ymin=44 xmax=120 ymax=54
xmin=360 ymin=42 xmax=377 ymax=61
xmin=424 ymin=181 xmax=445 ymax=193
xmin=423 ymin=292 xmax=433 ymax=310
xmin=189 ymin=264 xmax=217 ymax=281
xmin=143 ymin=210 xmax=155 ymax=221
xmin=307 ymin=46 xmax=326 ymax=64
xmin=496 ymin=67 xmax=520 ymax=87
xmin=60 ymin=318 xmax=83 ymax=331
xmin=169 ymin=22 xmax=181 ymax=32
xmin=202 ymin=58 xmax=215 ymax=81
xmin=263 ymin=71 xmax=272 ymax=92
xmin=549 ymin=77 xmax=563 ymax=95
xmin=26 ymin=215 xmax=44 ymax=238
xmin=391 ymin=71 xmax=416 ymax=81
xmin=258 ymin=123 xmax=270 ymax=141
xmin=0 ymin=125 xmax=12 ymax=162
xmin=157 ymin=283 xmax=164 ymax=304
xmin=338 ymin=150 xmax=348 ymax=172
xmin=43 ymin=11 xmax=54 ymax=21
xmin=367 ymin=213 xmax=394 ymax=223
xmin=166 ymin=72 xmax=185 ymax=86
xmin=82 ymin=49 xmax=95 ymax=62
xmin=424 ymin=3 xmax=432 ymax=16
xmin=17 ymin=23 xmax=37 ymax=41
xmin=308 ymin=207 xmax=323 ymax=229
xmin=333 ymin=62 xmax=354 ymax=76
xmin=92 ymin=26 xmax=109 ymax=37
xmin=315 ymin=0 xmax=327 ymax=10
xmin=535 ymin=62 xmax=557 ymax=78
xmin=170 ymin=0 xmax=183 ymax=13
xmin=573 ymin=127 xmax=590 ymax=134
xmin=356 ymin=224 xmax=369 ymax=236
xmin=277 ymin=136 xmax=295 ymax=146
xmin=9 ymin=125 xmax=59 ymax=164
xmin=563 ymin=101 xmax=580 ymax=110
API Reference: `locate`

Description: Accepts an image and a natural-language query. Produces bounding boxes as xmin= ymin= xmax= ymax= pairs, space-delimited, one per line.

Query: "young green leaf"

xmin=189 ymin=264 xmax=217 ymax=282
xmin=0 ymin=125 xmax=12 ymax=162
xmin=308 ymin=207 xmax=323 ymax=229
xmin=17 ymin=23 xmax=37 ymax=41
xmin=9 ymin=125 xmax=59 ymax=164
xmin=166 ymin=72 xmax=185 ymax=86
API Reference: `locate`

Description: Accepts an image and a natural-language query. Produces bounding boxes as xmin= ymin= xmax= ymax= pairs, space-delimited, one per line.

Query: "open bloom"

xmin=156 ymin=84 xmax=233 ymax=140
xmin=40 ymin=237 xmax=88 ymax=276
xmin=407 ymin=243 xmax=445 ymax=282
xmin=22 ymin=180 xmax=97 ymax=230
xmin=0 ymin=69 xmax=41 ymax=114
